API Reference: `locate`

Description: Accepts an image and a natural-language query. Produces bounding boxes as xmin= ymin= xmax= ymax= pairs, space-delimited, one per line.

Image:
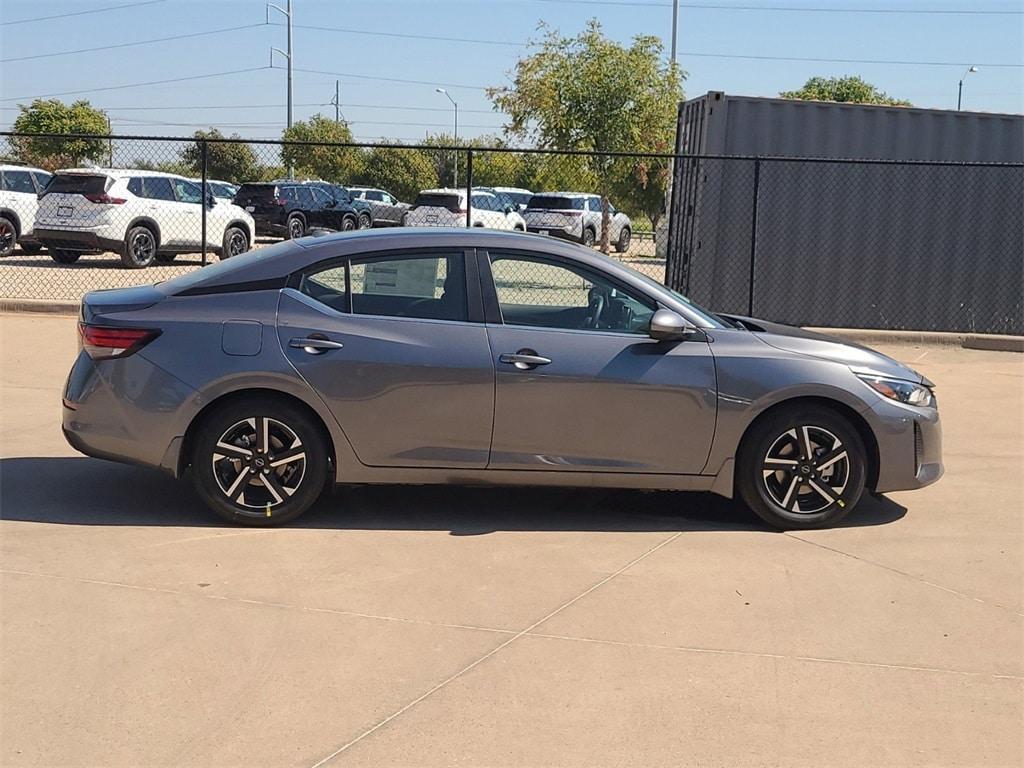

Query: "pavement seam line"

xmin=781 ymin=534 xmax=1024 ymax=616
xmin=0 ymin=568 xmax=516 ymax=637
xmin=308 ymin=531 xmax=684 ymax=768
xmin=525 ymin=632 xmax=1024 ymax=681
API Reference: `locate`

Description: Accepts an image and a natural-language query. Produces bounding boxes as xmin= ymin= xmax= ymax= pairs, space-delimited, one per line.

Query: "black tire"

xmin=191 ymin=397 xmax=329 ymax=526
xmin=614 ymin=227 xmax=632 ymax=253
xmin=736 ymin=404 xmax=866 ymax=530
xmin=341 ymin=215 xmax=357 ymax=232
xmin=155 ymin=252 xmax=177 ymax=263
xmin=50 ymin=249 xmax=81 ymax=264
xmin=0 ymin=217 xmax=16 ymax=258
xmin=122 ymin=225 xmax=157 ymax=268
xmin=581 ymin=227 xmax=596 ymax=247
xmin=286 ymin=214 xmax=306 ymax=240
xmin=20 ymin=242 xmax=43 ymax=255
xmin=221 ymin=226 xmax=249 ymax=259
xmin=357 ymin=212 xmax=371 ymax=230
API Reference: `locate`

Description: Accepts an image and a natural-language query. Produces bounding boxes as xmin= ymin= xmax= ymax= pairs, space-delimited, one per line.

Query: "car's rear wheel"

xmin=20 ymin=243 xmax=43 ymax=254
xmin=357 ymin=212 xmax=371 ymax=229
xmin=221 ymin=226 xmax=249 ymax=258
xmin=191 ymin=397 xmax=329 ymax=526
xmin=581 ymin=227 xmax=596 ymax=247
xmin=50 ymin=249 xmax=81 ymax=264
xmin=287 ymin=214 xmax=305 ymax=240
xmin=341 ymin=215 xmax=356 ymax=232
xmin=122 ymin=226 xmax=157 ymax=268
xmin=737 ymin=405 xmax=866 ymax=530
xmin=0 ymin=217 xmax=16 ymax=257
xmin=614 ymin=227 xmax=632 ymax=253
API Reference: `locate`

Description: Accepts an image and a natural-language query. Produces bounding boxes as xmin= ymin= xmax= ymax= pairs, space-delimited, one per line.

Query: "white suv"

xmin=0 ymin=164 xmax=52 ymax=257
xmin=404 ymin=188 xmax=526 ymax=231
xmin=523 ymin=192 xmax=632 ymax=252
xmin=34 ymin=169 xmax=255 ymax=268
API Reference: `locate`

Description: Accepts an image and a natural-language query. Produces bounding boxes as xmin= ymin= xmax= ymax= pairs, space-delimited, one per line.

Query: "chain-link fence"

xmin=1 ymin=132 xmax=1020 ymax=334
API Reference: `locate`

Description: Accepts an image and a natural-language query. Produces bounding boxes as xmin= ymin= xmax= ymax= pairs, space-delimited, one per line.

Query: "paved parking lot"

xmin=1 ymin=313 xmax=1021 ymax=767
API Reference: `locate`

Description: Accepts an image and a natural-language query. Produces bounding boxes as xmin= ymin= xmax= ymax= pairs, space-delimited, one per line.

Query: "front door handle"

xmin=289 ymin=337 xmax=344 ymax=355
xmin=499 ymin=350 xmax=551 ymax=370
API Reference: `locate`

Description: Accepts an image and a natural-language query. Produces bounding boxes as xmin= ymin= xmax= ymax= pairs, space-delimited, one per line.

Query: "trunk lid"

xmin=81 ymin=284 xmax=165 ymax=321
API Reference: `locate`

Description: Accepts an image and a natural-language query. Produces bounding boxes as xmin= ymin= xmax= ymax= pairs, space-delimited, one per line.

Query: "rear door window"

xmin=296 ymin=187 xmax=315 ymax=208
xmin=2 ymin=170 xmax=37 ymax=194
xmin=143 ymin=177 xmax=176 ymax=202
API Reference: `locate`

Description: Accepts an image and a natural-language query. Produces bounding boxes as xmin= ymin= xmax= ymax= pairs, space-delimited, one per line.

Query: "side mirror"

xmin=204 ymin=190 xmax=216 ymax=207
xmin=505 ymin=204 xmax=515 ymax=214
xmin=648 ymin=309 xmax=695 ymax=341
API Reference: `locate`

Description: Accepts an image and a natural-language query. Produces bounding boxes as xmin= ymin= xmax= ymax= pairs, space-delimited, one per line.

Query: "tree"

xmin=180 ymin=129 xmax=261 ymax=183
xmin=780 ymin=76 xmax=911 ymax=106
xmin=355 ymin=144 xmax=435 ymax=202
xmin=280 ymin=115 xmax=364 ymax=181
xmin=490 ymin=20 xmax=683 ymax=250
xmin=11 ymin=99 xmax=109 ymax=170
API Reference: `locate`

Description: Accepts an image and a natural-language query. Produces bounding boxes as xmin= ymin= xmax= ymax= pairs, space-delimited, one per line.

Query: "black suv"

xmin=233 ymin=182 xmax=359 ymax=239
xmin=305 ymin=182 xmax=375 ymax=229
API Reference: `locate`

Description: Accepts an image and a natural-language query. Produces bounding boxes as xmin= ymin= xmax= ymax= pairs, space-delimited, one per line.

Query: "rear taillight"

xmin=78 ymin=323 xmax=160 ymax=360
xmin=83 ymin=193 xmax=127 ymax=205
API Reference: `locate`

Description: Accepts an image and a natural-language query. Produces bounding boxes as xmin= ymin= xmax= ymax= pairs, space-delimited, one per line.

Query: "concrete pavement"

xmin=0 ymin=313 xmax=1021 ymax=767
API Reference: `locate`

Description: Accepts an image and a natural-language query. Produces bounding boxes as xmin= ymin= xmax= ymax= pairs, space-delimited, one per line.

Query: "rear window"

xmin=414 ymin=193 xmax=462 ymax=212
xmin=45 ymin=174 xmax=109 ymax=196
xmin=526 ymin=195 xmax=583 ymax=210
xmin=235 ymin=184 xmax=277 ymax=202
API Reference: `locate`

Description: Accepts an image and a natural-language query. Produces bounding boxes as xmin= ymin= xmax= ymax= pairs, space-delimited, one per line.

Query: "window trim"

xmin=289 ymin=247 xmax=484 ymax=324
xmin=477 ymin=249 xmax=659 ymax=335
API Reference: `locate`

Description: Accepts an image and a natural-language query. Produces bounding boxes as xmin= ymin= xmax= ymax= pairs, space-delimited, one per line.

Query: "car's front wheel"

xmin=737 ymin=405 xmax=866 ymax=530
xmin=221 ymin=226 xmax=249 ymax=258
xmin=191 ymin=397 xmax=329 ymax=526
xmin=0 ymin=217 xmax=16 ymax=257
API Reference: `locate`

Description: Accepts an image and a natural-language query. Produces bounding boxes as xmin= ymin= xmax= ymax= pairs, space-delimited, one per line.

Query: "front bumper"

xmin=867 ymin=397 xmax=943 ymax=493
xmin=35 ymin=227 xmax=124 ymax=255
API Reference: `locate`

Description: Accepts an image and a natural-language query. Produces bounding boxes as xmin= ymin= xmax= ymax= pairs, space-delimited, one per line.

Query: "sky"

xmin=0 ymin=0 xmax=1021 ymax=144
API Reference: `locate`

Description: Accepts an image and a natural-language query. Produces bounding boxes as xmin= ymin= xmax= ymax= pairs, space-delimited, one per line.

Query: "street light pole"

xmin=268 ymin=0 xmax=294 ymax=175
xmin=436 ymin=88 xmax=458 ymax=188
xmin=670 ymin=0 xmax=678 ymax=65
xmin=957 ymin=65 xmax=978 ymax=111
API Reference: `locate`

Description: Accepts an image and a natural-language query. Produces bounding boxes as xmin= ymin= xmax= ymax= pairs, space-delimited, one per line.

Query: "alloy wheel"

xmin=761 ymin=425 xmax=850 ymax=514
xmin=211 ymin=417 xmax=307 ymax=511
xmin=0 ymin=222 xmax=15 ymax=256
xmin=289 ymin=217 xmax=304 ymax=239
xmin=227 ymin=230 xmax=247 ymax=256
xmin=130 ymin=231 xmax=155 ymax=264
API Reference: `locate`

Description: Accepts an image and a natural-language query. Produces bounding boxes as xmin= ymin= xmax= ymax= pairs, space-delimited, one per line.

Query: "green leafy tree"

xmin=280 ymin=115 xmax=364 ymax=181
xmin=11 ymin=99 xmax=109 ymax=170
xmin=181 ymin=129 xmax=261 ymax=183
xmin=355 ymin=144 xmax=436 ymax=202
xmin=132 ymin=158 xmax=193 ymax=176
xmin=490 ymin=20 xmax=683 ymax=250
xmin=780 ymin=76 xmax=911 ymax=106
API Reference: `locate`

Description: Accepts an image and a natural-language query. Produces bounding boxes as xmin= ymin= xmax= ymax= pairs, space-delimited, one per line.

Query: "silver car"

xmin=63 ymin=228 xmax=942 ymax=528
xmin=523 ymin=192 xmax=632 ymax=251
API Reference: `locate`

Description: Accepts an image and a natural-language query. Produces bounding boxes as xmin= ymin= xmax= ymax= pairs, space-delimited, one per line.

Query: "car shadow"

xmin=0 ymin=456 xmax=907 ymax=534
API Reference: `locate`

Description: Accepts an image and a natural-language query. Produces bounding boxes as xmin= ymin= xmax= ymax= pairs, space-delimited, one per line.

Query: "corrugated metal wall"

xmin=667 ymin=93 xmax=1024 ymax=334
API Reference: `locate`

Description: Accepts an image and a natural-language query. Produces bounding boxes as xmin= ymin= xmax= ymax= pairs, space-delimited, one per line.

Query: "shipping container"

xmin=666 ymin=92 xmax=1024 ymax=334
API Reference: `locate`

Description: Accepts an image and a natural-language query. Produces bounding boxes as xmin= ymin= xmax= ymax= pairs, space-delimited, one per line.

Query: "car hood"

xmin=721 ymin=315 xmax=926 ymax=383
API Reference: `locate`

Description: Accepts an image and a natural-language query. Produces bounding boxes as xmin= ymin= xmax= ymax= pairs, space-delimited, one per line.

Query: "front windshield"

xmin=619 ymin=262 xmax=727 ymax=328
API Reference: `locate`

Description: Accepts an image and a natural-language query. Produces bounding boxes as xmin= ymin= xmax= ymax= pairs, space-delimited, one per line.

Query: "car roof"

xmin=0 ymin=163 xmax=49 ymax=173
xmin=56 ymin=168 xmax=189 ymax=179
xmin=418 ymin=188 xmax=466 ymax=195
xmin=492 ymin=186 xmax=533 ymax=194
xmin=533 ymin=191 xmax=590 ymax=198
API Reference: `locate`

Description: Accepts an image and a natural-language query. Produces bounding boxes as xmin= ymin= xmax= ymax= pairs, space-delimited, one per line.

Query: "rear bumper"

xmin=868 ymin=398 xmax=943 ymax=493
xmin=35 ymin=228 xmax=123 ymax=254
xmin=526 ymin=226 xmax=583 ymax=244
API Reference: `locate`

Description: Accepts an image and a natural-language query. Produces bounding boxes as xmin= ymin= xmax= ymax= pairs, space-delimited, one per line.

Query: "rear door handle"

xmin=499 ymin=351 xmax=551 ymax=370
xmin=289 ymin=337 xmax=344 ymax=354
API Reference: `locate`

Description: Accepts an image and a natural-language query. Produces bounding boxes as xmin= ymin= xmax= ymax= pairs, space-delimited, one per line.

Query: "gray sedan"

xmin=62 ymin=228 xmax=942 ymax=528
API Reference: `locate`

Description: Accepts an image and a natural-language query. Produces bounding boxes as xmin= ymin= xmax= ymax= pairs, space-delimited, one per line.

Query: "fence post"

xmin=200 ymin=138 xmax=208 ymax=266
xmin=747 ymin=157 xmax=761 ymax=317
xmin=465 ymin=149 xmax=473 ymax=228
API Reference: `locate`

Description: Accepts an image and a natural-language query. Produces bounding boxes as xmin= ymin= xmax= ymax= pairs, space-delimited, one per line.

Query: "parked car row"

xmin=0 ymin=162 xmax=635 ymax=267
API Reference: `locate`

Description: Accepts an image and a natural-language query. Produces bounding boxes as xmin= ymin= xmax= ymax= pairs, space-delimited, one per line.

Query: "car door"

xmin=138 ymin=176 xmax=188 ymax=247
xmin=170 ymin=177 xmax=208 ymax=247
xmin=1 ymin=169 xmax=39 ymax=237
xmin=481 ymin=250 xmax=717 ymax=474
xmin=278 ymin=248 xmax=495 ymax=468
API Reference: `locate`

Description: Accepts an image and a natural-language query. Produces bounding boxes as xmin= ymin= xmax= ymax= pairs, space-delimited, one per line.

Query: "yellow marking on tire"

xmin=266 ymin=505 xmax=272 ymax=517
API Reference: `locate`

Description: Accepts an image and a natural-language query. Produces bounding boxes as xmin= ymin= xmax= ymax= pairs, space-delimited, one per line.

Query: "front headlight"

xmin=856 ymin=373 xmax=934 ymax=407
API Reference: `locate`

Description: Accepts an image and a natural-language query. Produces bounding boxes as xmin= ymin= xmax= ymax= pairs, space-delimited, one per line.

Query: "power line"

xmin=290 ymin=67 xmax=492 ymax=91
xmin=679 ymin=51 xmax=1024 ymax=67
xmin=112 ymin=116 xmax=504 ymax=129
xmin=0 ymin=67 xmax=272 ymax=102
xmin=0 ymin=23 xmax=267 ymax=64
xmin=535 ymin=0 xmax=1023 ymax=13
xmin=0 ymin=0 xmax=167 ymax=26
xmin=287 ymin=22 xmax=522 ymax=47
xmin=0 ymin=102 xmax=504 ymax=115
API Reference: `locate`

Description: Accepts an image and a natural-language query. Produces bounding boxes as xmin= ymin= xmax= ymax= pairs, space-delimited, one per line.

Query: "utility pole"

xmin=332 ymin=80 xmax=342 ymax=124
xmin=268 ymin=0 xmax=294 ymax=174
xmin=436 ymin=88 xmax=458 ymax=188
xmin=670 ymin=0 xmax=678 ymax=65
xmin=957 ymin=65 xmax=978 ymax=111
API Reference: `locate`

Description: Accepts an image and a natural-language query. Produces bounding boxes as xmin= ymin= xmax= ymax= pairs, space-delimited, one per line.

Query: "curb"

xmin=806 ymin=327 xmax=1023 ymax=353
xmin=1 ymin=299 xmax=1021 ymax=353
xmin=0 ymin=298 xmax=79 ymax=316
